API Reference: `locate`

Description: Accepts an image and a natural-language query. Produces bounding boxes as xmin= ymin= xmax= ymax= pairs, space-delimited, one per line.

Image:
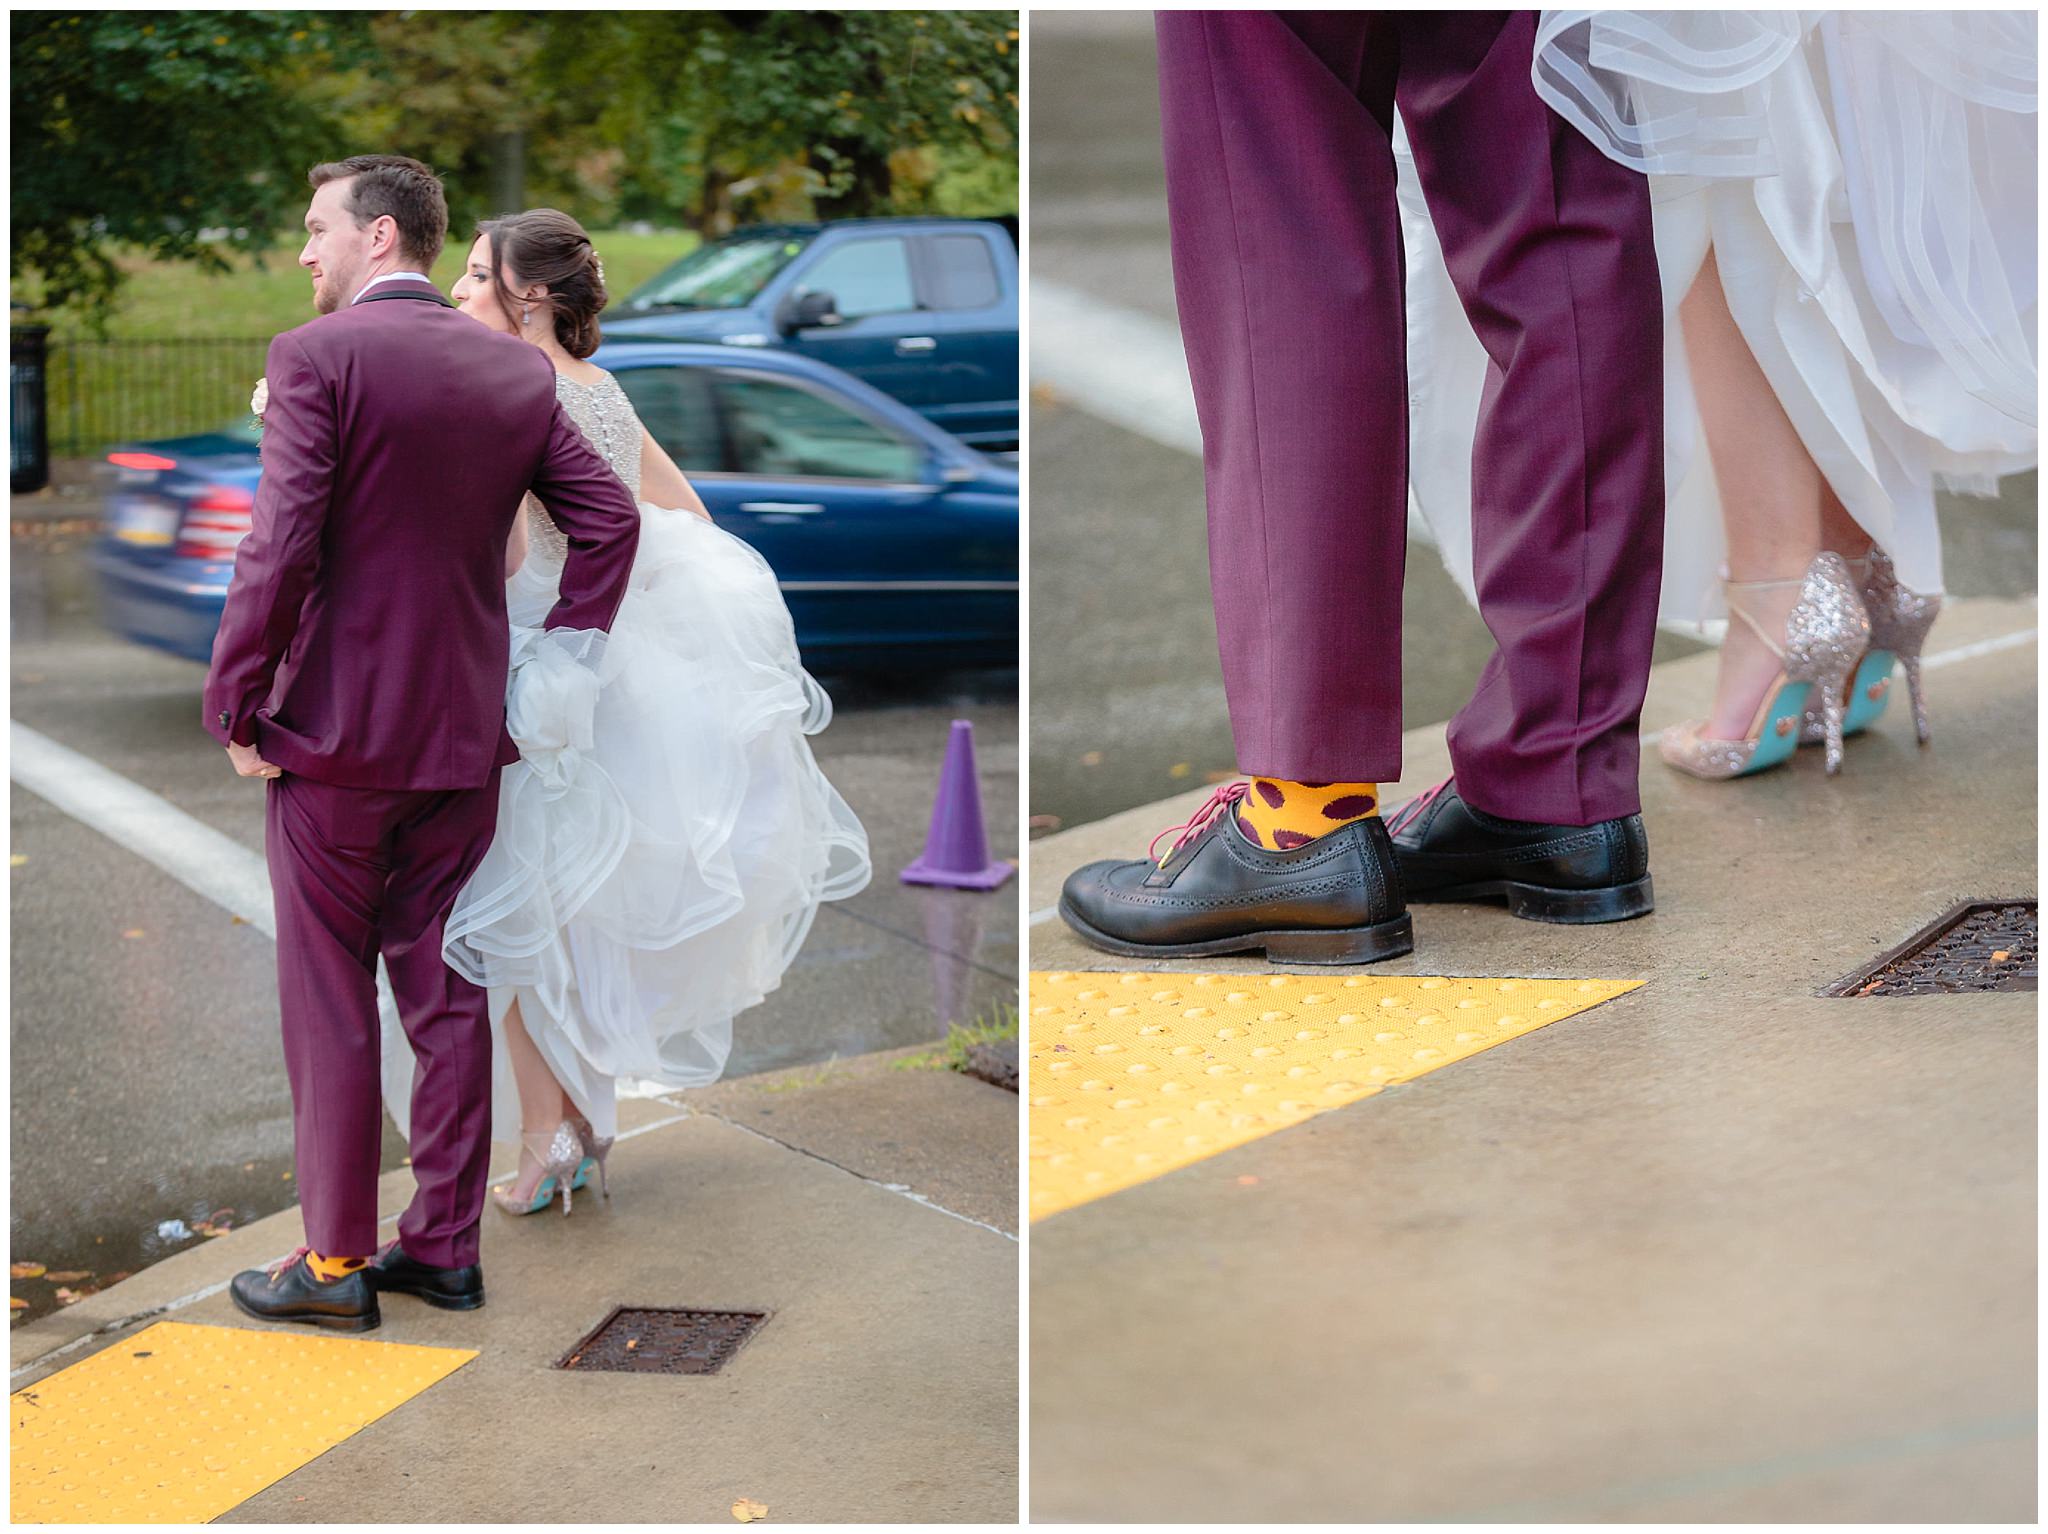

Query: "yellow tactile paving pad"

xmin=11 ymin=1320 xmax=476 ymax=1523
xmin=1029 ymin=970 xmax=1641 ymax=1220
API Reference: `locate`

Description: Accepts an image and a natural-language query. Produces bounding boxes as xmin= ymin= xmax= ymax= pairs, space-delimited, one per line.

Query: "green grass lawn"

xmin=31 ymin=229 xmax=698 ymax=454
xmin=41 ymin=227 xmax=698 ymax=341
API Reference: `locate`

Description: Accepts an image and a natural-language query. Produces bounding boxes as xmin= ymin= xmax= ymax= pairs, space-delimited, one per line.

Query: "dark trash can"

xmin=12 ymin=324 xmax=51 ymax=493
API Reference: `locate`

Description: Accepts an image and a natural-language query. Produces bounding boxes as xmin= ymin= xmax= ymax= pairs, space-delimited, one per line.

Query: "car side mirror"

xmin=780 ymin=289 xmax=842 ymax=335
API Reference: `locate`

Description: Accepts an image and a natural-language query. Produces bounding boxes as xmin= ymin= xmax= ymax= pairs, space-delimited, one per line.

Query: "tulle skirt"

xmin=380 ymin=504 xmax=872 ymax=1145
xmin=1401 ymin=10 xmax=2037 ymax=628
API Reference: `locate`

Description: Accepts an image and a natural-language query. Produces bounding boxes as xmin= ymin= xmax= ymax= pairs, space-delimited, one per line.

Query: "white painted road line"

xmin=1919 ymin=625 xmax=2037 ymax=671
xmin=10 ymin=719 xmax=276 ymax=935
xmin=5 ymin=721 xmax=827 ymax=1107
xmin=1030 ymin=278 xmax=1203 ymax=458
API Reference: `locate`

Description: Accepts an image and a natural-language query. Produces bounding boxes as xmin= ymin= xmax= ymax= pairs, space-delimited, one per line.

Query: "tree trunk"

xmin=487 ymin=128 xmax=527 ymax=214
xmin=821 ymin=138 xmax=893 ymax=216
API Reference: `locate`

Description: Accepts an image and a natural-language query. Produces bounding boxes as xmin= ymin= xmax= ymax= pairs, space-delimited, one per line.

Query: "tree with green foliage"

xmin=13 ymin=10 xmax=1019 ymax=328
xmin=524 ymin=10 xmax=1020 ymax=232
xmin=11 ymin=12 xmax=370 ymax=325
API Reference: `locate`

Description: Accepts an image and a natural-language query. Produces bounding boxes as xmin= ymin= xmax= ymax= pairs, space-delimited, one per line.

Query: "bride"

xmin=379 ymin=208 xmax=871 ymax=1214
xmin=1401 ymin=11 xmax=2036 ymax=779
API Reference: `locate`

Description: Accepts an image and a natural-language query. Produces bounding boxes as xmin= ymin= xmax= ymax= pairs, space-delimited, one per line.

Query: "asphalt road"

xmin=1027 ymin=11 xmax=2038 ymax=835
xmin=10 ymin=508 xmax=1018 ymax=1321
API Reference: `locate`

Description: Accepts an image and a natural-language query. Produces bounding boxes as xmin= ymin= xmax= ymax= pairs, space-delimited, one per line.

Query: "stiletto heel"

xmin=1803 ymin=545 xmax=1942 ymax=748
xmin=492 ymin=1122 xmax=585 ymax=1217
xmin=567 ymin=1111 xmax=615 ymax=1203
xmin=1660 ymin=552 xmax=1868 ymax=781
xmin=1900 ymin=650 xmax=1931 ymax=745
xmin=1819 ymin=673 xmax=1848 ymax=776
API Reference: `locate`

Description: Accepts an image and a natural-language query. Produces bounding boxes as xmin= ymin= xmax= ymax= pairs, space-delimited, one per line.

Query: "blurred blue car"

xmin=92 ymin=343 xmax=1018 ymax=671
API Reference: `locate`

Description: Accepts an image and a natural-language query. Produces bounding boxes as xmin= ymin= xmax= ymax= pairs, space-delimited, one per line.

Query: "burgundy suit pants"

xmin=265 ymin=769 xmax=501 ymax=1266
xmin=1157 ymin=10 xmax=1665 ymax=824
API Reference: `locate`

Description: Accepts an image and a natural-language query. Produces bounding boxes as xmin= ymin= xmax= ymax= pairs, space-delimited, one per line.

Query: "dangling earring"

xmin=521 ymin=306 xmax=532 ymax=327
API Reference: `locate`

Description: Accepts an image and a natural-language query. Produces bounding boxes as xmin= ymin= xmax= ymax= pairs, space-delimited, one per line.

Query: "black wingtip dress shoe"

xmin=1059 ymin=789 xmax=1412 ymax=965
xmin=229 ymin=1252 xmax=381 ymax=1332
xmin=1385 ymin=780 xmax=1654 ymax=924
xmin=366 ymin=1240 xmax=485 ymax=1311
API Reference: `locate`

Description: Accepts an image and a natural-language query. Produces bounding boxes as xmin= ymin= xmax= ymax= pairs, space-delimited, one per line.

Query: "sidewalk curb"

xmin=10 ymin=1043 xmax=1012 ymax=1384
xmin=1027 ymin=595 xmax=2039 ymax=922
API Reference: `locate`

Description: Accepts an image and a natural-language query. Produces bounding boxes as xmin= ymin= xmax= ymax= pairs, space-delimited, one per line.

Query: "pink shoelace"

xmin=267 ymin=1245 xmax=312 ymax=1281
xmin=1384 ymin=775 xmax=1453 ymax=839
xmin=1149 ymin=780 xmax=1249 ymax=864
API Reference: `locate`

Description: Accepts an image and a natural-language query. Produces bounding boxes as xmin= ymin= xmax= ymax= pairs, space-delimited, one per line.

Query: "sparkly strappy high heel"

xmin=566 ymin=1110 xmax=615 ymax=1203
xmin=1660 ymin=552 xmax=1870 ymax=780
xmin=1800 ymin=545 xmax=1943 ymax=748
xmin=492 ymin=1122 xmax=585 ymax=1217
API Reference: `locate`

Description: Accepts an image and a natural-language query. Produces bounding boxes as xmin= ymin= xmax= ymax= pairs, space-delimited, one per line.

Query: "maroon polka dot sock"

xmin=1235 ymin=778 xmax=1380 ymax=850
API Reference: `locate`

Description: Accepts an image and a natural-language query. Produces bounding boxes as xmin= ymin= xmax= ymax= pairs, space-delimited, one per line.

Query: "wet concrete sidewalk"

xmin=12 ymin=1050 xmax=1019 ymax=1523
xmin=1028 ymin=597 xmax=2037 ymax=1521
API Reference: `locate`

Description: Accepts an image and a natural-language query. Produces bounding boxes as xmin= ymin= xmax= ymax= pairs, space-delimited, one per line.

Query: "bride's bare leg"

xmin=1820 ymin=482 xmax=1875 ymax=562
xmin=1681 ymin=247 xmax=1827 ymax=739
xmin=500 ymin=996 xmax=573 ymax=1200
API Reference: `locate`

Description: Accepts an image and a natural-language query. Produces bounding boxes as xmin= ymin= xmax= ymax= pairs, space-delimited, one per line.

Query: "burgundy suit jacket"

xmin=202 ymin=278 xmax=641 ymax=789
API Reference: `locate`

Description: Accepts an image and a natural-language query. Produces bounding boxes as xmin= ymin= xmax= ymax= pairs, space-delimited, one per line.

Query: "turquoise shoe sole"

xmin=1840 ymin=649 xmax=1896 ymax=736
xmin=1732 ymin=679 xmax=1812 ymax=777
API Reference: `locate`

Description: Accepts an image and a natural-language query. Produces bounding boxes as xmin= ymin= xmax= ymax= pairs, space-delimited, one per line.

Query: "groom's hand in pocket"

xmin=226 ymin=741 xmax=283 ymax=780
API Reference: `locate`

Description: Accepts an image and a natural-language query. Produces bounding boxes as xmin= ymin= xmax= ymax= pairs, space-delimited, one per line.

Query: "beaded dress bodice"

xmin=524 ymin=370 xmax=642 ymax=564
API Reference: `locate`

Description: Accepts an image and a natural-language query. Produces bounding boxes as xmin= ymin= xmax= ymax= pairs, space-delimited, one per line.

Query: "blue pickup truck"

xmin=604 ymin=217 xmax=1019 ymax=452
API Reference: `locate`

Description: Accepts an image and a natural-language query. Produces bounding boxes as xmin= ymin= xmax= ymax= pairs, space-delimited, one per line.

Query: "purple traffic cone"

xmin=900 ymin=719 xmax=1014 ymax=890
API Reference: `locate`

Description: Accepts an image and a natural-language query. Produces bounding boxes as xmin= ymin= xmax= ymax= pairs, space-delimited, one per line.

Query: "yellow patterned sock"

xmin=1235 ymin=778 xmax=1380 ymax=850
xmin=305 ymin=1250 xmax=370 ymax=1283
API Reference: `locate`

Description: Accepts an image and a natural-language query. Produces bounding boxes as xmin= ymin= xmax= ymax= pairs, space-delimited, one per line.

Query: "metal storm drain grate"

xmin=556 ymin=1307 xmax=769 ymax=1375
xmin=1825 ymin=900 xmax=2037 ymax=996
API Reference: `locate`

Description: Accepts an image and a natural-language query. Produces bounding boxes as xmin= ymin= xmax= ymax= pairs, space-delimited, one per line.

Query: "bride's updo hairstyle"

xmin=481 ymin=208 xmax=608 ymax=359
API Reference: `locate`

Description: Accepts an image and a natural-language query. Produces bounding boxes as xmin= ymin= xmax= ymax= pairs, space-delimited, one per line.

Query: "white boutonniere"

xmin=250 ymin=376 xmax=269 ymax=428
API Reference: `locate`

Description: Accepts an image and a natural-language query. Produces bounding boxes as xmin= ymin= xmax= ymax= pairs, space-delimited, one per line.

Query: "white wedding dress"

xmin=381 ymin=369 xmax=871 ymax=1145
xmin=1399 ymin=10 xmax=2037 ymax=628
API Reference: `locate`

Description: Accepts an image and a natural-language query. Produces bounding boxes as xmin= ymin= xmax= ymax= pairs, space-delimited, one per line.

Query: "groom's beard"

xmin=312 ymin=258 xmax=360 ymax=316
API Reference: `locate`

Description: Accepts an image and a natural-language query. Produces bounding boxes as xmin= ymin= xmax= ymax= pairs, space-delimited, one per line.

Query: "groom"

xmin=1061 ymin=12 xmax=1665 ymax=963
xmin=205 ymin=154 xmax=641 ymax=1330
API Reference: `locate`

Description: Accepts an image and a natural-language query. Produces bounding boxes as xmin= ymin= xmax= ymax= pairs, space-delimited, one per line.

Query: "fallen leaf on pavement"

xmin=122 ymin=929 xmax=146 ymax=940
xmin=43 ymin=1271 xmax=90 ymax=1283
xmin=731 ymin=1498 xmax=769 ymax=1523
xmin=10 ymin=1263 xmax=45 ymax=1279
xmin=9 ymin=1298 xmax=27 ymax=1311
xmin=9 ymin=855 xmax=26 ymax=868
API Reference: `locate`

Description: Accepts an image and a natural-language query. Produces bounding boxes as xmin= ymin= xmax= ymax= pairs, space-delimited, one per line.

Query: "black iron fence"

xmin=25 ymin=333 xmax=273 ymax=459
